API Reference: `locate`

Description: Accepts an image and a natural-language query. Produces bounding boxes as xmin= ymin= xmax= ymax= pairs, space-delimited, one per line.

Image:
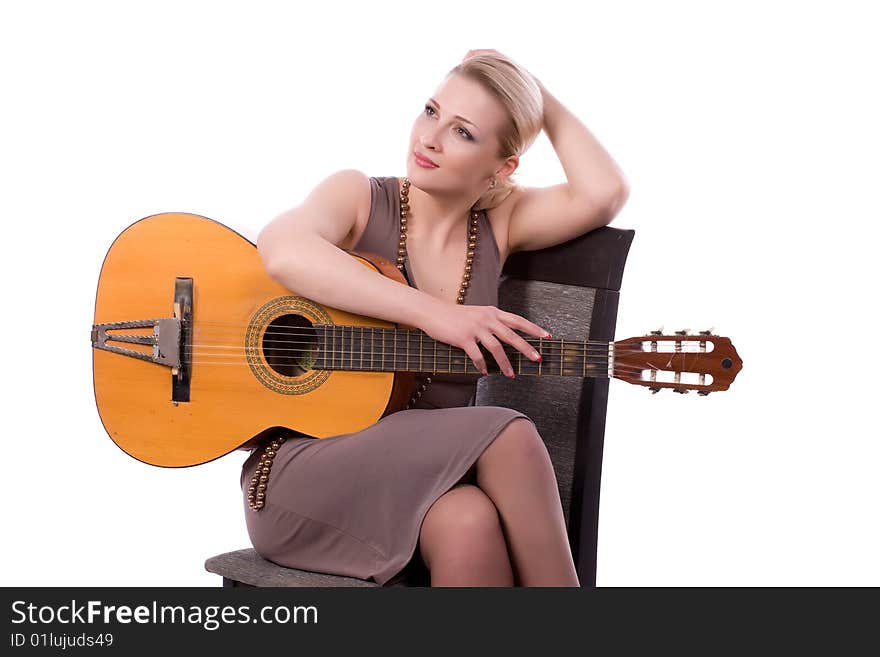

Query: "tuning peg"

xmin=697 ymin=390 xmax=711 ymax=396
xmin=673 ymin=388 xmax=690 ymax=394
xmin=649 ymin=327 xmax=664 ymax=335
xmin=699 ymin=327 xmax=714 ymax=336
xmin=674 ymin=329 xmax=690 ymax=335
xmin=648 ymin=386 xmax=661 ymax=394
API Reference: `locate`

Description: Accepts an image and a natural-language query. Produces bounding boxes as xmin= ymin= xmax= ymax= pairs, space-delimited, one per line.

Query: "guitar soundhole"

xmin=262 ymin=314 xmax=318 ymax=377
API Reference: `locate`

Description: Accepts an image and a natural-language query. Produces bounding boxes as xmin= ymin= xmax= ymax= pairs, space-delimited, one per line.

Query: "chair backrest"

xmin=474 ymin=226 xmax=635 ymax=587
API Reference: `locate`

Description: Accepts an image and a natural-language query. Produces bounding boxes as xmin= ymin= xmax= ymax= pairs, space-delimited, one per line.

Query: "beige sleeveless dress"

xmin=240 ymin=176 xmax=534 ymax=586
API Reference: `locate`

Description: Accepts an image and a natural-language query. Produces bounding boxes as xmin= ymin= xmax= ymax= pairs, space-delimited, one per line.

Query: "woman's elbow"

xmin=256 ymin=229 xmax=282 ymax=279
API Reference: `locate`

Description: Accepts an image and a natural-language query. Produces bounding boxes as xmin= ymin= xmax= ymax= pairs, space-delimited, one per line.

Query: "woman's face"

xmin=407 ymin=72 xmax=517 ymax=198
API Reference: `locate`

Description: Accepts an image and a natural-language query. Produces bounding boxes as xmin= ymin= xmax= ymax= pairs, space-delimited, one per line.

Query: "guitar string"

xmin=117 ymin=340 xmax=685 ymax=372
xmin=181 ymin=345 xmax=629 ymax=360
xmin=182 ymin=322 xmax=689 ymax=346
xmin=189 ymin=330 xmax=616 ymax=343
xmin=184 ymin=342 xmax=620 ymax=354
xmin=184 ymin=319 xmax=710 ymax=338
xmin=183 ymin=340 xmax=694 ymax=355
xmin=182 ymin=341 xmax=694 ymax=362
xmin=174 ymin=354 xmax=684 ymax=378
xmin=185 ymin=329 xmax=693 ymax=353
xmin=147 ymin=353 xmax=654 ymax=376
xmin=157 ymin=361 xmax=651 ymax=376
xmin=125 ymin=345 xmax=664 ymax=375
xmin=110 ymin=324 xmax=702 ymax=350
xmin=111 ymin=328 xmax=653 ymax=356
xmin=180 ymin=353 xmax=623 ymax=363
xmin=196 ymin=329 xmax=708 ymax=353
xmin=193 ymin=327 xmax=615 ymax=346
xmin=125 ymin=339 xmax=648 ymax=368
xmin=110 ymin=330 xmax=695 ymax=373
xmin=178 ymin=360 xmax=664 ymax=375
xmin=180 ymin=345 xmax=651 ymax=367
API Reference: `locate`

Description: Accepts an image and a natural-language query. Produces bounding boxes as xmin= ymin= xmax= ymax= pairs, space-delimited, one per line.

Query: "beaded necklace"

xmin=397 ymin=176 xmax=480 ymax=410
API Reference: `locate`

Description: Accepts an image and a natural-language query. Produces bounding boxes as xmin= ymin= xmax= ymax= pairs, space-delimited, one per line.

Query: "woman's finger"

xmin=462 ymin=342 xmax=487 ymax=375
xmin=479 ymin=333 xmax=514 ymax=378
xmin=500 ymin=310 xmax=550 ymax=338
xmin=494 ymin=324 xmax=543 ymax=362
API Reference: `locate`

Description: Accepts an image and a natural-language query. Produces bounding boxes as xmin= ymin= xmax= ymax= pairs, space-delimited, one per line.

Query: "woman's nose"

xmin=419 ymin=126 xmax=442 ymax=150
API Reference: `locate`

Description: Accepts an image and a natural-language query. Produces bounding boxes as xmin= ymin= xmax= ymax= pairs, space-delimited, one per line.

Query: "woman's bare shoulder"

xmin=338 ymin=170 xmax=376 ymax=250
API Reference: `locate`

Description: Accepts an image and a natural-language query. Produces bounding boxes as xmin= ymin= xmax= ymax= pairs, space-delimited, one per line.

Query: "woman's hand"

xmin=419 ymin=302 xmax=549 ymax=378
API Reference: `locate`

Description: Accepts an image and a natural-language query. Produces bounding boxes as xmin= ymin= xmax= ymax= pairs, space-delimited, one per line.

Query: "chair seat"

xmin=204 ymin=548 xmax=417 ymax=587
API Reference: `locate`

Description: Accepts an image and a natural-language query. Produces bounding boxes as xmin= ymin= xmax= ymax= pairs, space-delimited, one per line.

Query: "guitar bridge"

xmin=90 ymin=277 xmax=193 ymax=402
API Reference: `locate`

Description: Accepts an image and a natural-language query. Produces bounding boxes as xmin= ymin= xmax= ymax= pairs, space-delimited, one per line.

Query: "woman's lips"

xmin=414 ymin=152 xmax=439 ymax=168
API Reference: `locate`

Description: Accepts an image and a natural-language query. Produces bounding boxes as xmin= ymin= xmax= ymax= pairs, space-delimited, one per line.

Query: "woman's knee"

xmin=479 ymin=417 xmax=548 ymax=467
xmin=419 ymin=484 xmax=505 ymax=568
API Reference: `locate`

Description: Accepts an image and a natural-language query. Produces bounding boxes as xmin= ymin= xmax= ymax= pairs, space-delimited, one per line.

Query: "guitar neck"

xmin=313 ymin=325 xmax=612 ymax=379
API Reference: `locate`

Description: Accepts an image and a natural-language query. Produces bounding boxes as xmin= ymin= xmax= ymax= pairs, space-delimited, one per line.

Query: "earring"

xmin=490 ymin=179 xmax=497 ymax=189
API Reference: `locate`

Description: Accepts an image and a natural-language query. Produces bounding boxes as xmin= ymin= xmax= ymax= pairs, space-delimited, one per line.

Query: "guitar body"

xmin=92 ymin=212 xmax=415 ymax=467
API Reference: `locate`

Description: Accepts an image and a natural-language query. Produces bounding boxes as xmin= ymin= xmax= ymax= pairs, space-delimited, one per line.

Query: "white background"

xmin=2 ymin=0 xmax=877 ymax=586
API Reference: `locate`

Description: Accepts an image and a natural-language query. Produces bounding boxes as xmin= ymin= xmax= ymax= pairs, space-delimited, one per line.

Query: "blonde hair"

xmin=446 ymin=53 xmax=544 ymax=211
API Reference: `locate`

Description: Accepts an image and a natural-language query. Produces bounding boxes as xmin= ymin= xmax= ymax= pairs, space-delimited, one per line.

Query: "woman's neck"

xmin=399 ymin=177 xmax=479 ymax=250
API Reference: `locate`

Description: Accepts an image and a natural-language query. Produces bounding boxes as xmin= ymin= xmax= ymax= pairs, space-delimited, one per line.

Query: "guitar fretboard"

xmin=312 ymin=325 xmax=609 ymax=378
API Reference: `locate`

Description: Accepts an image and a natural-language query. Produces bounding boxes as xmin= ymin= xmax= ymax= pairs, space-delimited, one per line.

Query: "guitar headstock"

xmin=613 ymin=328 xmax=742 ymax=395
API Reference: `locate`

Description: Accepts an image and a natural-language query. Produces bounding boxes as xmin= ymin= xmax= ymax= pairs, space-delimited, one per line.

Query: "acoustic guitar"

xmin=91 ymin=212 xmax=743 ymax=467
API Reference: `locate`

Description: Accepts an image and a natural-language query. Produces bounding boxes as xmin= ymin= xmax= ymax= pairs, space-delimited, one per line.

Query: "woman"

xmin=242 ymin=50 xmax=630 ymax=587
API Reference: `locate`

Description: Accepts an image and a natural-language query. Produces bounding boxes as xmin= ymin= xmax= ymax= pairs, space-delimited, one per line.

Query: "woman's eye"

xmin=424 ymin=104 xmax=473 ymax=141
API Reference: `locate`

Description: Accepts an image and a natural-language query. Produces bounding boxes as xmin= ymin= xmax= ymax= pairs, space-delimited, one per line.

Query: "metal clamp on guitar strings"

xmin=91 ymin=276 xmax=193 ymax=402
xmin=91 ymin=317 xmax=181 ymax=369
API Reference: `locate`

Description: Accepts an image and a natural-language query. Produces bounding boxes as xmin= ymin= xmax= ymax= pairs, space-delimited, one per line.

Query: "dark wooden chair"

xmin=205 ymin=225 xmax=636 ymax=587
